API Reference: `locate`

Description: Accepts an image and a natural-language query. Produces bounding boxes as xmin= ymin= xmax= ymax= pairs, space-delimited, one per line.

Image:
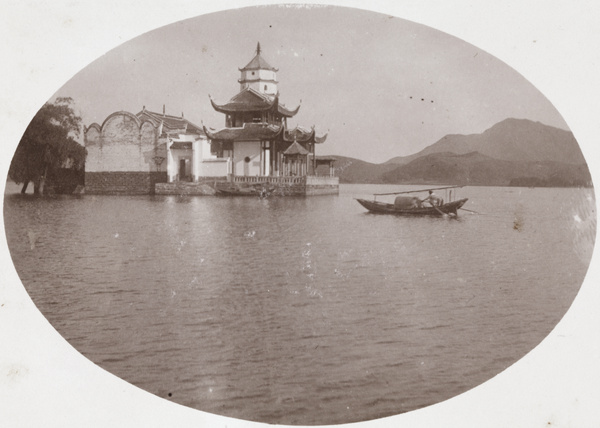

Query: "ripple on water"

xmin=3 ymin=185 xmax=593 ymax=425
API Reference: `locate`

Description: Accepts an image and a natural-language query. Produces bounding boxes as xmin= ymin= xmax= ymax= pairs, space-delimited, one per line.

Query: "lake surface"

xmin=3 ymin=183 xmax=595 ymax=425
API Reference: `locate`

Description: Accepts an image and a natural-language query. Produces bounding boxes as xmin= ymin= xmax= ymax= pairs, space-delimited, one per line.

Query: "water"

xmin=3 ymin=183 xmax=595 ymax=425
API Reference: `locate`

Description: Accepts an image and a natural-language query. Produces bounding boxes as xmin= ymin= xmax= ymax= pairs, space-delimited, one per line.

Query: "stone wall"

xmin=85 ymin=112 xmax=165 ymax=174
xmin=155 ymin=181 xmax=221 ymax=196
xmin=85 ymin=171 xmax=167 ymax=195
xmin=305 ymin=176 xmax=340 ymax=195
xmin=304 ymin=184 xmax=339 ymax=196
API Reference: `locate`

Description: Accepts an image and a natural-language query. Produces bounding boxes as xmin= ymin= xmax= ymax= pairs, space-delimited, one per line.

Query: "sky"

xmin=53 ymin=5 xmax=569 ymax=164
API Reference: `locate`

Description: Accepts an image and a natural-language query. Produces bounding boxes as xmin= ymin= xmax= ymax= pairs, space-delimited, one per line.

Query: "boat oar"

xmin=432 ymin=205 xmax=447 ymax=217
xmin=459 ymin=208 xmax=481 ymax=214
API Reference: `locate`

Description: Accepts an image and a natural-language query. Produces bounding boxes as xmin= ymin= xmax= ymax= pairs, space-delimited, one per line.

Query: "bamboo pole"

xmin=373 ymin=185 xmax=463 ymax=196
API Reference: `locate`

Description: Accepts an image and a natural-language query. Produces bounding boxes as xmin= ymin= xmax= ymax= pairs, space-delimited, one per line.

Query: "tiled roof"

xmin=210 ymin=89 xmax=299 ymax=118
xmin=203 ymin=123 xmax=283 ymax=141
xmin=283 ymin=141 xmax=310 ymax=156
xmin=137 ymin=109 xmax=204 ymax=135
xmin=170 ymin=142 xmax=193 ymax=150
xmin=212 ymin=89 xmax=272 ymax=111
xmin=283 ymin=126 xmax=328 ymax=144
xmin=239 ymin=43 xmax=278 ymax=72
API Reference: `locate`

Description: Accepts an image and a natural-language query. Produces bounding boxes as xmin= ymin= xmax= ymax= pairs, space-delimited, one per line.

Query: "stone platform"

xmin=154 ymin=176 xmax=339 ymax=196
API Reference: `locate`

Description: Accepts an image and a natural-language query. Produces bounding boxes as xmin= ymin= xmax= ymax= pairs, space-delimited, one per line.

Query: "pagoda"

xmin=204 ymin=43 xmax=329 ymax=178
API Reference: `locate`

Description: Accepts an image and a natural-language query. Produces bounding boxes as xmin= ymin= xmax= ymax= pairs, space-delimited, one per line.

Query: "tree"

xmin=9 ymin=97 xmax=87 ymax=194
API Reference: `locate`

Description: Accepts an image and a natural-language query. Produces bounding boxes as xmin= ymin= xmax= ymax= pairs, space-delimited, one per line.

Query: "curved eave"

xmin=278 ymin=103 xmax=300 ymax=118
xmin=203 ymin=125 xmax=220 ymax=140
xmin=238 ymin=65 xmax=279 ymax=72
xmin=238 ymin=78 xmax=279 ymax=84
xmin=203 ymin=124 xmax=283 ymax=141
xmin=282 ymin=128 xmax=327 ymax=144
xmin=210 ymin=96 xmax=277 ymax=114
xmin=239 ymin=67 xmax=279 ymax=72
xmin=315 ymin=133 xmax=328 ymax=144
xmin=210 ymin=94 xmax=299 ymax=118
xmin=283 ymin=128 xmax=313 ymax=143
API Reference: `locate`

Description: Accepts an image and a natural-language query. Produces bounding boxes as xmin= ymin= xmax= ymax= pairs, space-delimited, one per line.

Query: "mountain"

xmin=330 ymin=119 xmax=592 ymax=187
xmin=321 ymin=156 xmax=397 ymax=183
xmin=385 ymin=118 xmax=586 ymax=165
xmin=380 ymin=151 xmax=591 ymax=187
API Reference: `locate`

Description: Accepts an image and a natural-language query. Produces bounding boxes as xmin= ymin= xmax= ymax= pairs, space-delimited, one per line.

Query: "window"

xmin=244 ymin=156 xmax=251 ymax=163
xmin=264 ymin=85 xmax=268 ymax=91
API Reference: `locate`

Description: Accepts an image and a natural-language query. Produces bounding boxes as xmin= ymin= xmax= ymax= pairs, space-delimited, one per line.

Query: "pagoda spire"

xmin=238 ymin=42 xmax=279 ymax=95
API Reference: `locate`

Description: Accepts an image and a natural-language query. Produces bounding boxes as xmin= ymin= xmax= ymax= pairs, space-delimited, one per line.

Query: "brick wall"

xmin=85 ymin=171 xmax=167 ymax=195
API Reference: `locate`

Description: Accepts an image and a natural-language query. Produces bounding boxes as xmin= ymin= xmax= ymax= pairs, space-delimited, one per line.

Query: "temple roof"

xmin=209 ymin=88 xmax=300 ymax=117
xmin=283 ymin=141 xmax=310 ymax=156
xmin=239 ymin=42 xmax=278 ymax=72
xmin=283 ymin=126 xmax=328 ymax=144
xmin=137 ymin=108 xmax=204 ymax=136
xmin=203 ymin=123 xmax=283 ymax=141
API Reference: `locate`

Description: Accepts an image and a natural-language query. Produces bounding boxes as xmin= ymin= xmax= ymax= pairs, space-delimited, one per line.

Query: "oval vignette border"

xmin=0 ymin=2 xmax=599 ymax=428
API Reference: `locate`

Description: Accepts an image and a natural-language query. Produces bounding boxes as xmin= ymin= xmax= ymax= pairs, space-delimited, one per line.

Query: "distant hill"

xmin=320 ymin=156 xmax=397 ymax=183
xmin=329 ymin=118 xmax=592 ymax=187
xmin=386 ymin=118 xmax=586 ymax=165
xmin=380 ymin=151 xmax=591 ymax=187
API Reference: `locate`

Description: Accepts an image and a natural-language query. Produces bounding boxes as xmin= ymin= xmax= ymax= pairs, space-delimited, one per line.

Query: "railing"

xmin=233 ymin=176 xmax=306 ymax=185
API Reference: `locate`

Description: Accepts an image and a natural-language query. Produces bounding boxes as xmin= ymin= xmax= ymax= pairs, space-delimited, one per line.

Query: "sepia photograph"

xmin=1 ymin=1 xmax=599 ymax=427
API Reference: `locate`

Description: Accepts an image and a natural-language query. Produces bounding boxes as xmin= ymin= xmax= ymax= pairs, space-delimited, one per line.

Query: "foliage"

xmin=9 ymin=97 xmax=87 ymax=193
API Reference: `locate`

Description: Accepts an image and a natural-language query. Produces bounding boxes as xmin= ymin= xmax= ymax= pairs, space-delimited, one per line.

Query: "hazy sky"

xmin=54 ymin=5 xmax=569 ymax=163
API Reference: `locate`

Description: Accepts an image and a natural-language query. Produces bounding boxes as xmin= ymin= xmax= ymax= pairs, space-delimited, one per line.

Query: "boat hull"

xmin=213 ymin=182 xmax=274 ymax=197
xmin=356 ymin=198 xmax=468 ymax=216
xmin=215 ymin=187 xmax=262 ymax=196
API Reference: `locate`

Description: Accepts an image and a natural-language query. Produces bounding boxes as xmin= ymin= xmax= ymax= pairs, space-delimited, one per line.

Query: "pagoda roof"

xmin=283 ymin=126 xmax=328 ymax=144
xmin=203 ymin=123 xmax=283 ymax=141
xmin=137 ymin=108 xmax=204 ymax=136
xmin=210 ymin=88 xmax=300 ymax=117
xmin=283 ymin=141 xmax=310 ymax=156
xmin=239 ymin=42 xmax=278 ymax=72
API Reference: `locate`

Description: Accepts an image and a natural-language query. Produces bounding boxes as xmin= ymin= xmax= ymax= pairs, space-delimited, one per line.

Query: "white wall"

xmin=85 ymin=113 xmax=157 ymax=173
xmin=233 ymin=141 xmax=261 ymax=176
xmin=199 ymin=159 xmax=229 ymax=177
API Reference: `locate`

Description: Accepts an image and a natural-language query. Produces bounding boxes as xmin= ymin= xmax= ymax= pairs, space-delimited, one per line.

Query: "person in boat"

xmin=421 ymin=190 xmax=443 ymax=207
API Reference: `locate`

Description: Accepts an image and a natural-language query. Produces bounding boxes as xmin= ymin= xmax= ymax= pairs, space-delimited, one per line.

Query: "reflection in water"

xmin=3 ymin=184 xmax=595 ymax=425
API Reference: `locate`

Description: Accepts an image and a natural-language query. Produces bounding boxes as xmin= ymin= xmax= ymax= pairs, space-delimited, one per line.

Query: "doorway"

xmin=179 ymin=158 xmax=188 ymax=181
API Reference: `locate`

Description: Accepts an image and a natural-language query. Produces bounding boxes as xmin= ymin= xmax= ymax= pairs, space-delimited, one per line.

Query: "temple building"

xmin=84 ymin=43 xmax=337 ymax=195
xmin=202 ymin=43 xmax=338 ymax=194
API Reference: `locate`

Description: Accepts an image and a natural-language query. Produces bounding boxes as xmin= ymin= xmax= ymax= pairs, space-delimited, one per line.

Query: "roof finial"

xmin=256 ymin=42 xmax=261 ymax=55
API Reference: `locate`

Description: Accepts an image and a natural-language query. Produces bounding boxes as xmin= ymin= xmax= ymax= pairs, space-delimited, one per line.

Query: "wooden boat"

xmin=213 ymin=182 xmax=274 ymax=197
xmin=355 ymin=197 xmax=468 ymax=216
xmin=355 ymin=185 xmax=468 ymax=216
